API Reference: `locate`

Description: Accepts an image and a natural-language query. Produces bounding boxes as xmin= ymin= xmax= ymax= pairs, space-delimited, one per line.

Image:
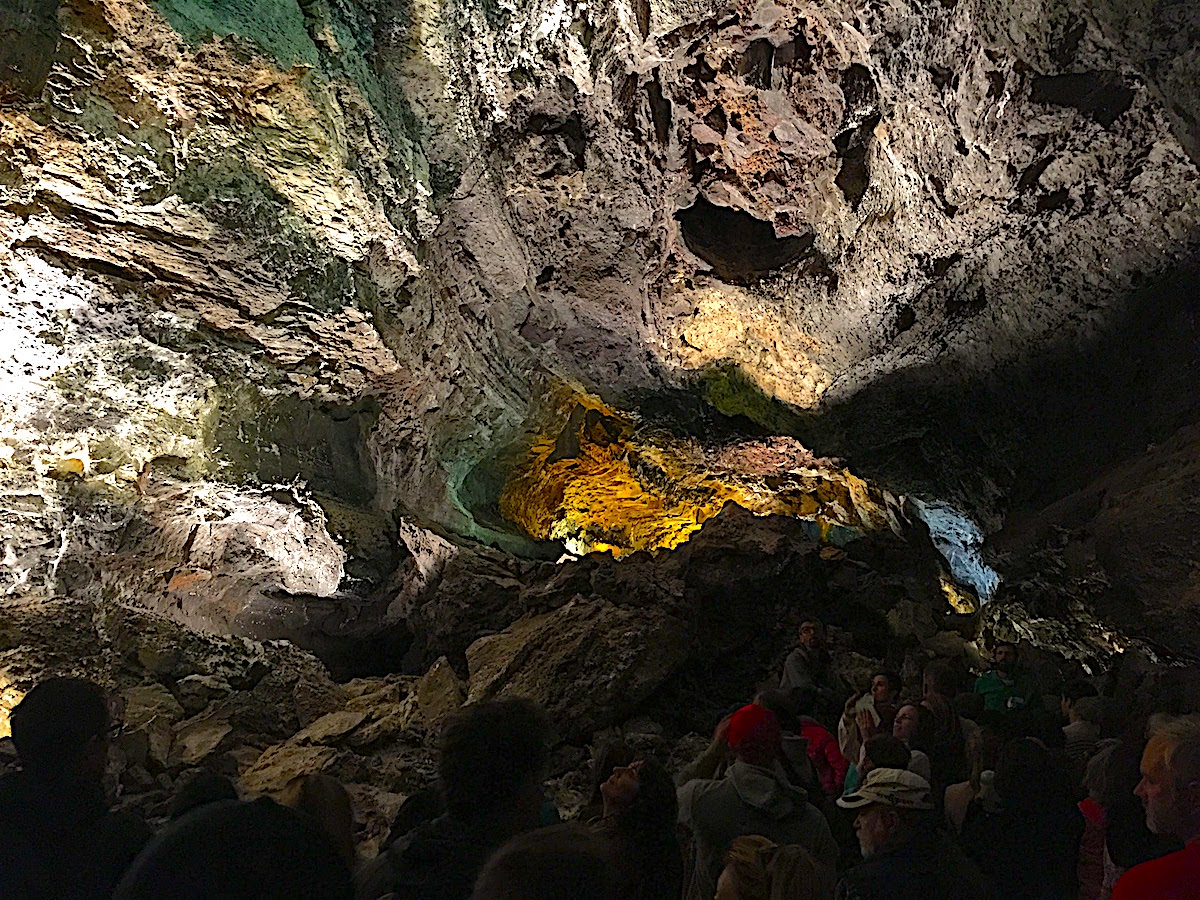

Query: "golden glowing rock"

xmin=499 ymin=390 xmax=896 ymax=557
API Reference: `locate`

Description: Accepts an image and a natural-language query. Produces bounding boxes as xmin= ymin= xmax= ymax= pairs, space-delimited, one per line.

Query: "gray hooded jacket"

xmin=677 ymin=760 xmax=837 ymax=900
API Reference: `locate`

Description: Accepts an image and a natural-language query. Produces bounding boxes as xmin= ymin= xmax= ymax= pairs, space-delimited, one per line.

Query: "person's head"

xmin=439 ymin=698 xmax=552 ymax=833
xmin=588 ymin=741 xmax=634 ymax=807
xmin=992 ymin=642 xmax=1018 ymax=674
xmin=1061 ymin=680 xmax=1099 ymax=721
xmin=727 ymin=704 xmax=782 ymax=768
xmin=113 ymin=798 xmax=352 ymax=899
xmin=860 ymin=735 xmax=911 ymax=778
xmin=170 ymin=770 xmax=238 ymax=820
xmin=604 ymin=755 xmax=675 ymax=826
xmin=470 ymin=823 xmax=619 ymax=900
xmin=837 ymin=768 xmax=933 ymax=858
xmin=753 ymin=688 xmax=800 ymax=732
xmin=1134 ymin=714 xmax=1200 ymax=842
xmin=871 ymin=672 xmax=902 ymax=706
xmin=922 ymin=661 xmax=958 ymax=701
xmin=283 ymin=774 xmax=356 ymax=871
xmin=715 ymin=835 xmax=834 ymax=900
xmin=892 ymin=703 xmax=932 ymax=749
xmin=10 ymin=677 xmax=112 ymax=783
xmin=995 ymin=737 xmax=1065 ymax=808
xmin=797 ymin=620 xmax=825 ymax=650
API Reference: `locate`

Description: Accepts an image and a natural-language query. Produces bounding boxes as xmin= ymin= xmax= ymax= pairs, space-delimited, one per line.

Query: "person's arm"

xmin=675 ymin=717 xmax=730 ymax=787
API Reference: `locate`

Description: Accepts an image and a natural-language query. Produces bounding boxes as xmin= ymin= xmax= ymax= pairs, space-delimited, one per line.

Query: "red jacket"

xmin=798 ymin=717 xmax=848 ymax=795
xmin=1112 ymin=840 xmax=1200 ymax=900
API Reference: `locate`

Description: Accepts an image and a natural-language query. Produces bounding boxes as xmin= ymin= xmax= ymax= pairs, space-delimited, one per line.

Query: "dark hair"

xmin=610 ymin=757 xmax=682 ymax=898
xmin=113 ymin=799 xmax=351 ymax=899
xmin=754 ymin=689 xmax=800 ymax=731
xmin=471 ymin=823 xmax=619 ymax=900
xmin=1062 ymin=680 xmax=1099 ymax=704
xmin=923 ymin=661 xmax=959 ymax=698
xmin=875 ymin=672 xmax=903 ymax=696
xmin=439 ymin=698 xmax=551 ymax=823
xmin=588 ymin=741 xmax=634 ymax=809
xmin=11 ymin=678 xmax=109 ymax=777
xmin=900 ymin=703 xmax=937 ymax=752
xmin=170 ymin=771 xmax=238 ymax=820
xmin=789 ymin=686 xmax=819 ymax=718
xmin=995 ymin=641 xmax=1018 ymax=653
xmin=863 ymin=735 xmax=911 ymax=771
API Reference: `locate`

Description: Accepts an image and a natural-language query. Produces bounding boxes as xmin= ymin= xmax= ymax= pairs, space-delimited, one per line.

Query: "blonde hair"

xmin=722 ymin=835 xmax=835 ymax=900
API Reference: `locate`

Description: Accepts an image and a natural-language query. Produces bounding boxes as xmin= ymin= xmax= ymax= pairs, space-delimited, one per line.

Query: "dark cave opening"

xmin=676 ymin=196 xmax=815 ymax=284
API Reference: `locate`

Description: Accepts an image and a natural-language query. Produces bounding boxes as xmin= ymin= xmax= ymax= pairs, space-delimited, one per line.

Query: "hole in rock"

xmin=1030 ymin=72 xmax=1134 ymax=128
xmin=676 ymin=197 xmax=815 ymax=284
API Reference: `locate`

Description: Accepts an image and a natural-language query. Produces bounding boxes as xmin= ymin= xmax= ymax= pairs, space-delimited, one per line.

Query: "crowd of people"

xmin=3 ymin=618 xmax=1199 ymax=898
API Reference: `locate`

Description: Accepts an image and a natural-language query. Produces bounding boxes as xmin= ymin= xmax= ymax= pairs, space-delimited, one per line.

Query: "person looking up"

xmin=835 ymin=768 xmax=990 ymax=899
xmin=355 ymin=697 xmax=552 ymax=900
xmin=838 ymin=672 xmax=901 ymax=778
xmin=973 ymin=641 xmax=1042 ymax=713
xmin=593 ymin=755 xmax=683 ymax=900
xmin=1112 ymin=714 xmax=1200 ymax=899
xmin=889 ymin=703 xmax=933 ymax=784
xmin=0 ymin=677 xmax=151 ymax=899
xmin=676 ymin=704 xmax=837 ymax=900
xmin=715 ymin=835 xmax=835 ymax=900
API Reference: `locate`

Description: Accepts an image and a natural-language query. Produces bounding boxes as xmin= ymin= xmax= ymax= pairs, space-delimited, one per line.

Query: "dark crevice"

xmin=1030 ymin=72 xmax=1135 ymax=127
xmin=677 ymin=197 xmax=815 ymax=284
xmin=738 ymin=39 xmax=774 ymax=89
xmin=646 ymin=73 xmax=672 ymax=145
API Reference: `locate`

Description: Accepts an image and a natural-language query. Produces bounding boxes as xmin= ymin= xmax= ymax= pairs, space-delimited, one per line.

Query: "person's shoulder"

xmin=1113 ymin=844 xmax=1200 ymax=898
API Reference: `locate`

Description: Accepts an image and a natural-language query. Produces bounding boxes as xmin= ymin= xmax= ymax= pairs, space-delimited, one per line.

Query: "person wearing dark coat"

xmin=0 ymin=678 xmax=151 ymax=899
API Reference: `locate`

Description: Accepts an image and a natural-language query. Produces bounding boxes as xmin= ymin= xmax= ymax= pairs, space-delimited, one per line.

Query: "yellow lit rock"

xmin=499 ymin=389 xmax=897 ymax=557
xmin=0 ymin=678 xmax=25 ymax=740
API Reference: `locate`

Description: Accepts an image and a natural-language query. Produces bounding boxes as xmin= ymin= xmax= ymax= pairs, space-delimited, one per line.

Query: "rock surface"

xmin=0 ymin=0 xmax=1199 ymax=817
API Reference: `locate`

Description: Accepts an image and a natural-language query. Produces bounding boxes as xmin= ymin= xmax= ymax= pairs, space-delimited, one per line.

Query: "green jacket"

xmin=973 ymin=669 xmax=1041 ymax=712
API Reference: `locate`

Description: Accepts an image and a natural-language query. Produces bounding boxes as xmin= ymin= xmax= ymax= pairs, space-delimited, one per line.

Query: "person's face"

xmin=1135 ymin=736 xmax=1190 ymax=838
xmin=994 ymin=645 xmax=1017 ymax=673
xmin=871 ymin=675 xmax=895 ymax=705
xmin=600 ymin=760 xmax=642 ymax=810
xmin=893 ymin=705 xmax=919 ymax=743
xmin=714 ymin=865 xmax=739 ymax=900
xmin=799 ymin=622 xmax=823 ymax=648
xmin=854 ymin=804 xmax=897 ymax=858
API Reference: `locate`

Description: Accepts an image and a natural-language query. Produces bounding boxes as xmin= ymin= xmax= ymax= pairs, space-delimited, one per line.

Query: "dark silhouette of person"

xmin=0 ymin=677 xmax=151 ymax=899
xmin=113 ymin=797 xmax=352 ymax=898
xmin=355 ymin=697 xmax=554 ymax=900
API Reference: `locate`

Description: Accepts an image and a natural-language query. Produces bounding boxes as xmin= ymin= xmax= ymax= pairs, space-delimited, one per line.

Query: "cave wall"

xmin=1 ymin=0 xmax=1198 ymax=656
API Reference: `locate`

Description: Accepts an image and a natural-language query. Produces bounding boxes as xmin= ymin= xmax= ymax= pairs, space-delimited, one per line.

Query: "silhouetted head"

xmin=861 ymin=735 xmax=911 ymax=778
xmin=10 ymin=678 xmax=111 ymax=782
xmin=439 ymin=698 xmax=552 ymax=833
xmin=169 ymin=770 xmax=238 ymax=821
xmin=113 ymin=798 xmax=352 ymax=899
xmin=470 ymin=823 xmax=619 ymax=900
xmin=284 ymin=774 xmax=357 ymax=870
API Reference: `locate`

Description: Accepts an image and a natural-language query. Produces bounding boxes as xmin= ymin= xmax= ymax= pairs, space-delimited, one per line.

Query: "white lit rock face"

xmin=1 ymin=0 xmax=1199 ymax=675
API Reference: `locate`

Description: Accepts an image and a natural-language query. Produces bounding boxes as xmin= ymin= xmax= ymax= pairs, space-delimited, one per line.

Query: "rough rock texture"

xmin=1 ymin=0 xmax=1199 ymax=722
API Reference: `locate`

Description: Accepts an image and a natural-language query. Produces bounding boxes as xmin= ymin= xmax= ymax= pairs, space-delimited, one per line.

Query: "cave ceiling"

xmin=1 ymin=0 xmax=1198 ymax=657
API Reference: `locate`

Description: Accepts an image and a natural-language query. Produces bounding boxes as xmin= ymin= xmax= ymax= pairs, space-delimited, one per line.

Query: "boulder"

xmin=414 ymin=656 xmax=465 ymax=725
xmin=240 ymin=744 xmax=338 ymax=795
xmin=120 ymin=683 xmax=185 ymax=768
xmin=466 ymin=599 xmax=690 ymax=739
